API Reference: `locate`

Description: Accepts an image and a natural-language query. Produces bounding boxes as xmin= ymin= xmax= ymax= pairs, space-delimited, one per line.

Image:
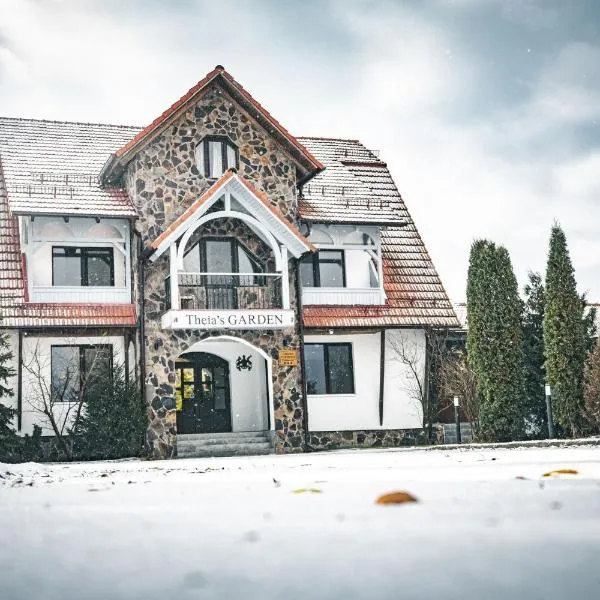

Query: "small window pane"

xmin=86 ymin=248 xmax=113 ymax=286
xmin=183 ymin=243 xmax=201 ymax=272
xmin=226 ymin=144 xmax=236 ymax=170
xmin=208 ymin=140 xmax=223 ymax=177
xmin=299 ymin=257 xmax=315 ymax=287
xmin=305 ymin=344 xmax=326 ymax=394
xmin=318 ymin=251 xmax=344 ymax=287
xmin=82 ymin=346 xmax=112 ymax=393
xmin=205 ymin=240 xmax=232 ymax=273
xmin=195 ymin=143 xmax=205 ymax=176
xmin=51 ymin=346 xmax=80 ymax=402
xmin=327 ymin=345 xmax=354 ymax=394
xmin=53 ymin=248 xmax=82 ymax=286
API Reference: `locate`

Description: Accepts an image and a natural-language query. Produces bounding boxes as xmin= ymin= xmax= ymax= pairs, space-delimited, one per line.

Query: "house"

xmin=0 ymin=66 xmax=458 ymax=458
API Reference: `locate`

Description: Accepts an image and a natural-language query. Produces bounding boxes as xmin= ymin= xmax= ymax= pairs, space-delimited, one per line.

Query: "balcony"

xmin=161 ymin=272 xmax=294 ymax=330
xmin=166 ymin=273 xmax=283 ymax=310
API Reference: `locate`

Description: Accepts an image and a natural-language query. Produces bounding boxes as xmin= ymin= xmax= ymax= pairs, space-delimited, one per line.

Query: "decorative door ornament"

xmin=236 ymin=354 xmax=253 ymax=371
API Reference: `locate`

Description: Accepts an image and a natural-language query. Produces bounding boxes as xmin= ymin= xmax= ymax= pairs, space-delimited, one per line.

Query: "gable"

xmin=149 ymin=170 xmax=315 ymax=265
xmin=101 ymin=66 xmax=322 ymax=186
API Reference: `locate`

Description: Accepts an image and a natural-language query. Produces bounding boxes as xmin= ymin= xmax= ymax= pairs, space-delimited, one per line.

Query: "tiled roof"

xmin=104 ymin=66 xmax=323 ymax=183
xmin=0 ymin=162 xmax=136 ymax=327
xmin=297 ymin=137 xmax=407 ymax=225
xmin=303 ymin=227 xmax=458 ymax=328
xmin=299 ymin=138 xmax=457 ymax=328
xmin=0 ymin=117 xmax=139 ymax=217
xmin=0 ymin=303 xmax=137 ymax=328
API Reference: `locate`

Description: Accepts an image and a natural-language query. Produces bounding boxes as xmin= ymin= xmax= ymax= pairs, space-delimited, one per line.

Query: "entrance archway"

xmin=175 ymin=336 xmax=274 ymax=435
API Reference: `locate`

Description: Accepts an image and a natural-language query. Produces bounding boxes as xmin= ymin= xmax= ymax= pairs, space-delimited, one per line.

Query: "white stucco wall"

xmin=19 ymin=335 xmax=126 ymax=436
xmin=0 ymin=330 xmax=20 ymax=430
xmin=182 ymin=339 xmax=269 ymax=432
xmin=306 ymin=330 xmax=425 ymax=432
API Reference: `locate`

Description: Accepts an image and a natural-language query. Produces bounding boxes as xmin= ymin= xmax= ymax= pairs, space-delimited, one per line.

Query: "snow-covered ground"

xmin=1 ymin=445 xmax=599 ymax=600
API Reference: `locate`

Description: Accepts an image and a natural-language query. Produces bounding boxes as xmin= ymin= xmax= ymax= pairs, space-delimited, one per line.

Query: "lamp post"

xmin=545 ymin=383 xmax=556 ymax=439
xmin=453 ymin=396 xmax=462 ymax=444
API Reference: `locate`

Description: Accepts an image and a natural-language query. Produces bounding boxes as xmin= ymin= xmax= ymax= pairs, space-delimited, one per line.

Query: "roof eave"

xmin=10 ymin=208 xmax=138 ymax=220
xmin=299 ymin=216 xmax=410 ymax=228
xmin=103 ymin=68 xmax=324 ymax=184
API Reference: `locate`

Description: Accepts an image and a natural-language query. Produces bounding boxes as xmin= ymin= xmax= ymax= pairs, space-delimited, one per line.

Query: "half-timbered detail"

xmin=0 ymin=66 xmax=458 ymax=459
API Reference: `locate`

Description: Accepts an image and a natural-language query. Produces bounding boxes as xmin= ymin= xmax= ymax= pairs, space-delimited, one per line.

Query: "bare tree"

xmin=387 ymin=328 xmax=447 ymax=441
xmin=437 ymin=347 xmax=478 ymax=428
xmin=22 ymin=340 xmax=107 ymax=459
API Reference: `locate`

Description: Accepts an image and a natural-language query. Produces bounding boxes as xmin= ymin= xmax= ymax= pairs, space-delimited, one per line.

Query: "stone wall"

xmin=143 ymin=240 xmax=304 ymax=459
xmin=307 ymin=429 xmax=425 ymax=451
xmin=123 ymin=82 xmax=307 ymax=459
xmin=143 ymin=263 xmax=304 ymax=458
xmin=124 ymin=83 xmax=299 ymax=244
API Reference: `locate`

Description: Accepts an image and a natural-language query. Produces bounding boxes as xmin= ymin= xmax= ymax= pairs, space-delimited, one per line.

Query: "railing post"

xmin=169 ymin=243 xmax=179 ymax=310
xmin=281 ymin=246 xmax=290 ymax=309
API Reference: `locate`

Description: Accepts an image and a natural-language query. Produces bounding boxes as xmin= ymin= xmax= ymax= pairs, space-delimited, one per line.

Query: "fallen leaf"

xmin=542 ymin=469 xmax=578 ymax=478
xmin=376 ymin=491 xmax=419 ymax=505
xmin=292 ymin=488 xmax=322 ymax=494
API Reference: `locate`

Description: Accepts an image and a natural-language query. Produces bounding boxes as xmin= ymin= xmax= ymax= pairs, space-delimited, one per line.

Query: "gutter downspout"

xmin=379 ymin=329 xmax=386 ymax=426
xmin=136 ymin=234 xmax=149 ymax=413
xmin=295 ymin=255 xmax=311 ymax=452
xmin=17 ymin=330 xmax=23 ymax=431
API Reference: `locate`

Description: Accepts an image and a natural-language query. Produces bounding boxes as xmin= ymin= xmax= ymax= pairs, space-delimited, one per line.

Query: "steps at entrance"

xmin=177 ymin=431 xmax=273 ymax=458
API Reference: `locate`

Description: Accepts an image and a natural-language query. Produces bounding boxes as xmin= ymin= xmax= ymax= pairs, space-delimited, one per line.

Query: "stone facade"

xmin=124 ymin=84 xmax=299 ymax=243
xmin=307 ymin=429 xmax=425 ymax=451
xmin=124 ymin=82 xmax=306 ymax=458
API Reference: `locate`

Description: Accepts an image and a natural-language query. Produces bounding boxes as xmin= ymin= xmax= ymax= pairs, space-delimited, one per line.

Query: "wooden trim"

xmin=379 ymin=330 xmax=386 ymax=426
xmin=17 ymin=331 xmax=23 ymax=431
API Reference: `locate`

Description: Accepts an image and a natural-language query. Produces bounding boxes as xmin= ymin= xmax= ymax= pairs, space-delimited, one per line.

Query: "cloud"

xmin=0 ymin=0 xmax=599 ymax=302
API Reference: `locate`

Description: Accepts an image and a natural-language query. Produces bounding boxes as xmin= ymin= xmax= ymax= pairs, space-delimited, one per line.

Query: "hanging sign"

xmin=278 ymin=349 xmax=298 ymax=366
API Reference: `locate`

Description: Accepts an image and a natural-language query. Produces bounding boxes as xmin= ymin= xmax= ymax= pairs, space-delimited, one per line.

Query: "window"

xmin=184 ymin=238 xmax=264 ymax=281
xmin=304 ymin=343 xmax=354 ymax=395
xmin=52 ymin=247 xmax=114 ymax=287
xmin=300 ymin=250 xmax=345 ymax=288
xmin=195 ymin=136 xmax=238 ymax=179
xmin=50 ymin=345 xmax=113 ymax=403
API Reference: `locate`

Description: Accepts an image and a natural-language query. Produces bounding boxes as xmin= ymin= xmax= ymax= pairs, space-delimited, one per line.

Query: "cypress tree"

xmin=522 ymin=271 xmax=547 ymax=437
xmin=467 ymin=240 xmax=526 ymax=441
xmin=543 ymin=224 xmax=586 ymax=437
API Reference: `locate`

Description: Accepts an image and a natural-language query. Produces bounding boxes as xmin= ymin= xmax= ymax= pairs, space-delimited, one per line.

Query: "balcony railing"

xmin=166 ymin=272 xmax=283 ymax=310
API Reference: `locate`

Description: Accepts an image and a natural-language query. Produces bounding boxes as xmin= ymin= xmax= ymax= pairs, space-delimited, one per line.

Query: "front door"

xmin=175 ymin=352 xmax=231 ymax=434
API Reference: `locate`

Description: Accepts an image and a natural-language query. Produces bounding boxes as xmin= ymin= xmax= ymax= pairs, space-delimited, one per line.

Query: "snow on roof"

xmin=0 ymin=117 xmax=139 ymax=218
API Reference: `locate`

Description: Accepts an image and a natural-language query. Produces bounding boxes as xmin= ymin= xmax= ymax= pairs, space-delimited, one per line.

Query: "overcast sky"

xmin=1 ymin=0 xmax=599 ymax=302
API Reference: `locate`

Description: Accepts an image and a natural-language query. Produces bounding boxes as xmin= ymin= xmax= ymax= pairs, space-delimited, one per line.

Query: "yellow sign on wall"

xmin=278 ymin=349 xmax=298 ymax=366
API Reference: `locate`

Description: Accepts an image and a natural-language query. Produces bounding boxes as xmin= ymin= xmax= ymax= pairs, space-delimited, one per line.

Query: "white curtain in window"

xmin=195 ymin=143 xmax=205 ymax=176
xmin=226 ymin=144 xmax=236 ymax=170
xmin=209 ymin=141 xmax=223 ymax=177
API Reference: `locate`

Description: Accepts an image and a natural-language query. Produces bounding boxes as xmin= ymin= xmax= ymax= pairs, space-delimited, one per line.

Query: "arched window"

xmin=195 ymin=136 xmax=238 ymax=179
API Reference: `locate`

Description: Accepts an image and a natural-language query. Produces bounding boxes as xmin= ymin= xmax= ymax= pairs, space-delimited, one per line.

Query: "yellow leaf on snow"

xmin=376 ymin=491 xmax=419 ymax=505
xmin=542 ymin=469 xmax=579 ymax=478
xmin=291 ymin=488 xmax=322 ymax=494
